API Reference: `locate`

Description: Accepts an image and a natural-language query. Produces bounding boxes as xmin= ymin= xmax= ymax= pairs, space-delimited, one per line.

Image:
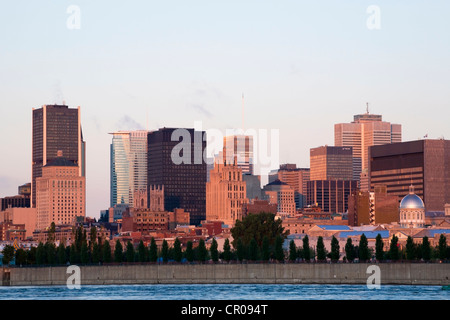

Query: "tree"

xmin=210 ymin=238 xmax=219 ymax=263
xmin=289 ymin=240 xmax=297 ymax=262
xmin=274 ymin=235 xmax=284 ymax=262
xmin=160 ymin=240 xmax=169 ymax=263
xmin=27 ymin=246 xmax=37 ymax=265
xmin=231 ymin=212 xmax=288 ymax=250
xmin=223 ymin=238 xmax=232 ymax=262
xmin=330 ymin=236 xmax=340 ymax=262
xmin=57 ymin=243 xmax=67 ymax=265
xmin=389 ymin=235 xmax=400 ymax=261
xmin=358 ymin=234 xmax=370 ymax=262
xmin=15 ymin=248 xmax=27 ymax=265
xmin=375 ymin=234 xmax=384 ymax=261
xmin=422 ymin=236 xmax=431 ymax=261
xmin=2 ymin=245 xmax=15 ymax=265
xmin=236 ymin=238 xmax=245 ymax=262
xmin=405 ymin=236 xmax=416 ymax=261
xmin=48 ymin=222 xmax=56 ymax=243
xmin=345 ymin=238 xmax=355 ymax=262
xmin=249 ymin=238 xmax=260 ymax=261
xmin=91 ymin=242 xmax=100 ymax=264
xmin=114 ymin=240 xmax=123 ymax=263
xmin=80 ymin=241 xmax=89 ymax=264
xmin=102 ymin=240 xmax=112 ymax=263
xmin=261 ymin=236 xmax=270 ymax=261
xmin=36 ymin=242 xmax=46 ymax=265
xmin=138 ymin=240 xmax=147 ymax=263
xmin=126 ymin=241 xmax=135 ymax=263
xmin=302 ymin=235 xmax=311 ymax=262
xmin=185 ymin=241 xmax=194 ymax=262
xmin=197 ymin=239 xmax=208 ymax=262
xmin=69 ymin=243 xmax=78 ymax=264
xmin=438 ymin=234 xmax=447 ymax=261
xmin=316 ymin=237 xmax=326 ymax=262
xmin=89 ymin=227 xmax=97 ymax=249
xmin=149 ymin=238 xmax=158 ymax=262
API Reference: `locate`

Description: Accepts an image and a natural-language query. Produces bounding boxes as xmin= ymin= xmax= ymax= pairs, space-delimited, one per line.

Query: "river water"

xmin=0 ymin=284 xmax=448 ymax=300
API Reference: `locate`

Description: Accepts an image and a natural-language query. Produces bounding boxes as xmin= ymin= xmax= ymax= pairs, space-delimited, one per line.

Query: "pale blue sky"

xmin=1 ymin=1 xmax=449 ymax=218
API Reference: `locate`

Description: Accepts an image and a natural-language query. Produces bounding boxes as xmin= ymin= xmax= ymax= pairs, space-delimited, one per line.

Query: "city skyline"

xmin=1 ymin=1 xmax=450 ymax=219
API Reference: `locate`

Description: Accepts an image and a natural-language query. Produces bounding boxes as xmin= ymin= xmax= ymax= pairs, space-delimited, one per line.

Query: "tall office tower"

xmin=307 ymin=180 xmax=357 ymax=214
xmin=110 ymin=130 xmax=148 ymax=208
xmin=335 ymin=110 xmax=401 ymax=189
xmin=223 ymin=135 xmax=254 ymax=175
xmin=206 ymin=159 xmax=247 ymax=227
xmin=310 ymin=146 xmax=354 ymax=181
xmin=32 ymin=105 xmax=85 ymax=207
xmin=369 ymin=139 xmax=450 ymax=212
xmin=269 ymin=164 xmax=310 ymax=209
xmin=36 ymin=151 xmax=85 ymax=230
xmin=147 ymin=128 xmax=207 ymax=226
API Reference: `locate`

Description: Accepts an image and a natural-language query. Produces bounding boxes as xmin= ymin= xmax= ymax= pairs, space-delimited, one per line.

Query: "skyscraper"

xmin=32 ymin=105 xmax=85 ymax=207
xmin=223 ymin=135 xmax=254 ymax=175
xmin=335 ymin=109 xmax=401 ymax=189
xmin=310 ymin=146 xmax=354 ymax=181
xmin=369 ymin=139 xmax=450 ymax=212
xmin=110 ymin=130 xmax=148 ymax=208
xmin=147 ymin=128 xmax=207 ymax=226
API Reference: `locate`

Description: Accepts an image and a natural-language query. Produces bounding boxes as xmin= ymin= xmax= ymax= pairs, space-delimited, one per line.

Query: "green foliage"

xmin=358 ymin=234 xmax=370 ymax=262
xmin=15 ymin=248 xmax=27 ymax=265
xmin=160 ymin=240 xmax=169 ymax=263
xmin=248 ymin=238 xmax=260 ymax=261
xmin=210 ymin=238 xmax=219 ymax=262
xmin=91 ymin=242 xmax=100 ymax=264
xmin=261 ymin=236 xmax=270 ymax=261
xmin=375 ymin=234 xmax=384 ymax=261
xmin=289 ymin=240 xmax=297 ymax=262
xmin=236 ymin=238 xmax=245 ymax=262
xmin=389 ymin=235 xmax=400 ymax=261
xmin=114 ymin=240 xmax=123 ymax=263
xmin=185 ymin=241 xmax=194 ymax=262
xmin=345 ymin=238 xmax=355 ymax=262
xmin=438 ymin=234 xmax=447 ymax=261
xmin=126 ymin=241 xmax=135 ymax=263
xmin=2 ymin=245 xmax=15 ymax=265
xmin=222 ymin=238 xmax=231 ymax=262
xmin=80 ymin=241 xmax=89 ymax=264
xmin=302 ymin=235 xmax=310 ymax=262
xmin=149 ymin=238 xmax=158 ymax=262
xmin=102 ymin=240 xmax=112 ymax=263
xmin=422 ymin=236 xmax=431 ymax=261
xmin=231 ymin=212 xmax=288 ymax=249
xmin=36 ymin=242 xmax=46 ymax=265
xmin=405 ymin=236 xmax=416 ymax=261
xmin=138 ymin=240 xmax=147 ymax=262
xmin=274 ymin=235 xmax=284 ymax=262
xmin=330 ymin=236 xmax=340 ymax=262
xmin=57 ymin=243 xmax=67 ymax=265
xmin=196 ymin=239 xmax=208 ymax=262
xmin=316 ymin=236 xmax=326 ymax=261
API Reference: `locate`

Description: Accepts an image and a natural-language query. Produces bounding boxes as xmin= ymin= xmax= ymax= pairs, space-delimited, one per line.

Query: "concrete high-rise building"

xmin=263 ymin=179 xmax=296 ymax=216
xmin=35 ymin=151 xmax=85 ymax=230
xmin=307 ymin=180 xmax=357 ymax=214
xmin=147 ymin=128 xmax=207 ymax=226
xmin=310 ymin=146 xmax=353 ymax=181
xmin=369 ymin=139 xmax=450 ymax=212
xmin=335 ymin=110 xmax=401 ymax=189
xmin=223 ymin=135 xmax=254 ymax=175
xmin=110 ymin=130 xmax=148 ymax=208
xmin=32 ymin=105 xmax=85 ymax=207
xmin=206 ymin=160 xmax=247 ymax=227
xmin=269 ymin=164 xmax=310 ymax=209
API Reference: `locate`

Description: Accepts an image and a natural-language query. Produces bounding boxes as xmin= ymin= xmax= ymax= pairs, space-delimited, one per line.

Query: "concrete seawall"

xmin=2 ymin=263 xmax=450 ymax=286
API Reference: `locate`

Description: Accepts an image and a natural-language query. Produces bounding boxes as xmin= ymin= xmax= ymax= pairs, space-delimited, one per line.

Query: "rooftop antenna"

xmin=366 ymin=102 xmax=369 ymax=114
xmin=242 ymin=93 xmax=245 ymax=131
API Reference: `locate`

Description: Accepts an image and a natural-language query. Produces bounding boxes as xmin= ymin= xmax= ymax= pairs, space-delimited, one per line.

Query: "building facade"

xmin=147 ymin=128 xmax=207 ymax=226
xmin=223 ymin=135 xmax=254 ymax=175
xmin=35 ymin=151 xmax=86 ymax=230
xmin=269 ymin=164 xmax=310 ymax=209
xmin=335 ymin=111 xmax=401 ymax=189
xmin=399 ymin=186 xmax=426 ymax=228
xmin=263 ymin=179 xmax=296 ymax=216
xmin=32 ymin=105 xmax=85 ymax=207
xmin=310 ymin=146 xmax=353 ymax=181
xmin=369 ymin=139 xmax=450 ymax=212
xmin=307 ymin=180 xmax=357 ymax=214
xmin=206 ymin=161 xmax=247 ymax=227
xmin=110 ymin=130 xmax=148 ymax=207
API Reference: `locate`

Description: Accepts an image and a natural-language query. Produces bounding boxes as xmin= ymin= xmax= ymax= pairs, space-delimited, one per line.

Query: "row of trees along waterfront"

xmin=2 ymin=215 xmax=450 ymax=265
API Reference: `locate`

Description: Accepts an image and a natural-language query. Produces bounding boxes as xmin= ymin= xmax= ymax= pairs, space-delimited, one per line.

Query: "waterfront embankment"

xmin=2 ymin=263 xmax=450 ymax=286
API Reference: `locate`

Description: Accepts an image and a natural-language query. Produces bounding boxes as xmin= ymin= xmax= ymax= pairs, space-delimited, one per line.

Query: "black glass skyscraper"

xmin=147 ymin=128 xmax=206 ymax=226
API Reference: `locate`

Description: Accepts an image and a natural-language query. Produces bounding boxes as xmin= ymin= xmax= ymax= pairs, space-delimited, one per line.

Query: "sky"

xmin=1 ymin=1 xmax=449 ymax=219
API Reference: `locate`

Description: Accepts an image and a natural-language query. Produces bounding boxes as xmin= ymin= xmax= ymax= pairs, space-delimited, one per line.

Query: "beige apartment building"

xmin=36 ymin=151 xmax=85 ymax=231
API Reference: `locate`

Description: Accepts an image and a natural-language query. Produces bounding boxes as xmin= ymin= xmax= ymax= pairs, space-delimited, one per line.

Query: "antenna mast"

xmin=366 ymin=102 xmax=369 ymax=114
